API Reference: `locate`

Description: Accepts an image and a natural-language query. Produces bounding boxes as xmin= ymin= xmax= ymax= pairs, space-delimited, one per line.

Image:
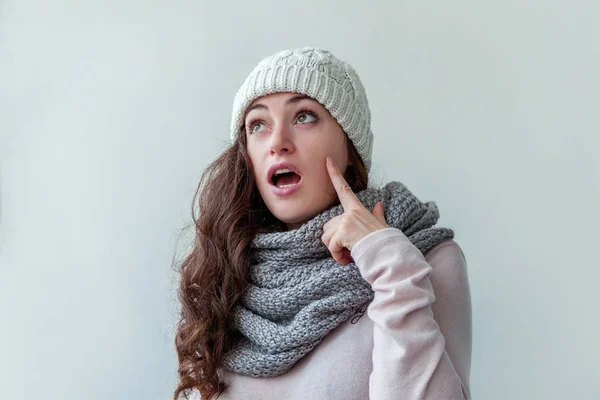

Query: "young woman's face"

xmin=245 ymin=92 xmax=350 ymax=230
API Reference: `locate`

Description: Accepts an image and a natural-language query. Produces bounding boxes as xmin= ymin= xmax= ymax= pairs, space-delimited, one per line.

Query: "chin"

xmin=274 ymin=213 xmax=307 ymax=226
xmin=271 ymin=208 xmax=312 ymax=227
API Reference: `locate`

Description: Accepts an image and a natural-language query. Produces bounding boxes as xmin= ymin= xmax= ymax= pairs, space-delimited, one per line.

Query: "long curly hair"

xmin=173 ymin=130 xmax=369 ymax=400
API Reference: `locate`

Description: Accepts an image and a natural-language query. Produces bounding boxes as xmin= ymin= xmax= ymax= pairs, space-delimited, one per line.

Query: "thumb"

xmin=372 ymin=201 xmax=386 ymax=223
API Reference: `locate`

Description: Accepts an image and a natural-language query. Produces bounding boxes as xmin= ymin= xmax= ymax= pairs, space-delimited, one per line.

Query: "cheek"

xmin=245 ymin=153 xmax=264 ymax=186
xmin=320 ymin=128 xmax=348 ymax=162
xmin=246 ymin=141 xmax=257 ymax=160
xmin=308 ymin=161 xmax=336 ymax=196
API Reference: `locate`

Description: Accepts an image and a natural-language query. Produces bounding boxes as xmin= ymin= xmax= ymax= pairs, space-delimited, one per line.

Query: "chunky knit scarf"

xmin=222 ymin=181 xmax=455 ymax=377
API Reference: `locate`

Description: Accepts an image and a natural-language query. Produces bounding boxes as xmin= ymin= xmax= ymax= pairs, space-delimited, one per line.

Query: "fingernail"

xmin=326 ymin=156 xmax=333 ymax=167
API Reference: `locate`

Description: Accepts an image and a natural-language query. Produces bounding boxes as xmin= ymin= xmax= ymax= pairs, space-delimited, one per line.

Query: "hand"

xmin=321 ymin=156 xmax=390 ymax=266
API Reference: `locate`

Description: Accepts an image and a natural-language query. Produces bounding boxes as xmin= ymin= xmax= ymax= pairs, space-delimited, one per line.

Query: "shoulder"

xmin=424 ymin=239 xmax=470 ymax=293
xmin=425 ymin=239 xmax=466 ymax=263
xmin=424 ymin=239 xmax=467 ymax=270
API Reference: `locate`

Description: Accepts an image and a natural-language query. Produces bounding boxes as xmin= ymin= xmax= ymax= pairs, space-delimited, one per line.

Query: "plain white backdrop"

xmin=1 ymin=1 xmax=598 ymax=399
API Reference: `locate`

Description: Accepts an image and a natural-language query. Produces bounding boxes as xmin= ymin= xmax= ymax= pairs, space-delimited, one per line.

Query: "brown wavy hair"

xmin=173 ymin=130 xmax=369 ymax=400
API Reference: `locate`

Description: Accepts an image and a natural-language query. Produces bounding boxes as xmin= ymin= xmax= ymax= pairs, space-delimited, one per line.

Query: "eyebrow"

xmin=245 ymin=94 xmax=314 ymax=116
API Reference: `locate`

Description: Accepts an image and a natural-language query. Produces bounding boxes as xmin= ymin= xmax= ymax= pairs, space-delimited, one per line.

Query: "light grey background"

xmin=1 ymin=1 xmax=598 ymax=399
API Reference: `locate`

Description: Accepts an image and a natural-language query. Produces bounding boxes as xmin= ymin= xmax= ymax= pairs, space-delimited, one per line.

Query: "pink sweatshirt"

xmin=205 ymin=227 xmax=472 ymax=399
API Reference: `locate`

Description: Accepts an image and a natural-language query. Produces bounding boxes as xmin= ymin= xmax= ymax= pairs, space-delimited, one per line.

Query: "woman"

xmin=174 ymin=47 xmax=472 ymax=400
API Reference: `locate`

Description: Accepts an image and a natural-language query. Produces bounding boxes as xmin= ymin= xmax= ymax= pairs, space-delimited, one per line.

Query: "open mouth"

xmin=271 ymin=170 xmax=302 ymax=188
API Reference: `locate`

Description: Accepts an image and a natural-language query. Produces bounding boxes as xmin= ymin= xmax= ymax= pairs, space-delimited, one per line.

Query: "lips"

xmin=266 ymin=161 xmax=303 ymax=197
xmin=267 ymin=162 xmax=303 ymax=186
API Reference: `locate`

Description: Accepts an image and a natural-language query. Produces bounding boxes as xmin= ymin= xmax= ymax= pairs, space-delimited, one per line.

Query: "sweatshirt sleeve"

xmin=350 ymin=227 xmax=472 ymax=400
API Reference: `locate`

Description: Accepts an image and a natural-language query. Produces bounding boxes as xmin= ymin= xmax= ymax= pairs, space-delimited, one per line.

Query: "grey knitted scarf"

xmin=222 ymin=181 xmax=454 ymax=377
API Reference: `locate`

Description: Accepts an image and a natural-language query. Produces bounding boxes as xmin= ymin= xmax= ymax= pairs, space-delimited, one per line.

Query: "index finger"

xmin=326 ymin=156 xmax=363 ymax=211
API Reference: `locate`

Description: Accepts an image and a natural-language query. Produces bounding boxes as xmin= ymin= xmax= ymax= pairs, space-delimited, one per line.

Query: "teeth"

xmin=277 ymin=183 xmax=297 ymax=188
xmin=275 ymin=168 xmax=293 ymax=175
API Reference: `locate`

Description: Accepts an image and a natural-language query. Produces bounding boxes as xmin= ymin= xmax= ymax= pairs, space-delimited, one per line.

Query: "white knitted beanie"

xmin=230 ymin=47 xmax=374 ymax=171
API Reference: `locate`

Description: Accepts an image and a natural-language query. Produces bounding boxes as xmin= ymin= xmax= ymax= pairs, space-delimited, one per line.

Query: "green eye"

xmin=250 ymin=122 xmax=265 ymax=134
xmin=297 ymin=112 xmax=316 ymax=124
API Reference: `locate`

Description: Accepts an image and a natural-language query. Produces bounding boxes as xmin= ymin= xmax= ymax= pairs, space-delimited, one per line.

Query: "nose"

xmin=269 ymin=123 xmax=295 ymax=156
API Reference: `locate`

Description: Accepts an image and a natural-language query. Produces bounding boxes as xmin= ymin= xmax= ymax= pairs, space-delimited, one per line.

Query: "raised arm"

xmin=351 ymin=227 xmax=472 ymax=400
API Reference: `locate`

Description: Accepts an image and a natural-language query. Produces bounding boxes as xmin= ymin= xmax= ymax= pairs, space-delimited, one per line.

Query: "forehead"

xmin=247 ymin=92 xmax=323 ymax=111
